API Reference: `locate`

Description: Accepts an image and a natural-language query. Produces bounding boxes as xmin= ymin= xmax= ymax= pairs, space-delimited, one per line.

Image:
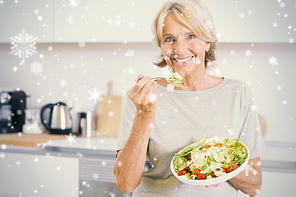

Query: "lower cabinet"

xmin=0 ymin=152 xmax=79 ymax=197
xmin=238 ymin=170 xmax=296 ymax=197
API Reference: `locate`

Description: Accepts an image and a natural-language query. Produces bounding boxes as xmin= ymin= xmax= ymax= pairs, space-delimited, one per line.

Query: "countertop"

xmin=2 ymin=136 xmax=296 ymax=173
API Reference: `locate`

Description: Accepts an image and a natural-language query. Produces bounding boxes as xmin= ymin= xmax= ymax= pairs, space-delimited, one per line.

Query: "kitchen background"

xmin=0 ymin=0 xmax=295 ymax=197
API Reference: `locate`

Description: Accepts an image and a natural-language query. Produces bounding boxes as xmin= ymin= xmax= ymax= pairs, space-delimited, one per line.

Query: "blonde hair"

xmin=152 ymin=0 xmax=218 ymax=69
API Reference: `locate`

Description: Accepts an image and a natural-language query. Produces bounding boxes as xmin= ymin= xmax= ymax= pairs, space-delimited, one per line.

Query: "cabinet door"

xmin=0 ymin=152 xmax=79 ymax=197
xmin=203 ymin=0 xmax=295 ymax=43
xmin=54 ymin=0 xmax=295 ymax=43
xmin=54 ymin=0 xmax=165 ymax=42
xmin=0 ymin=0 xmax=53 ymax=43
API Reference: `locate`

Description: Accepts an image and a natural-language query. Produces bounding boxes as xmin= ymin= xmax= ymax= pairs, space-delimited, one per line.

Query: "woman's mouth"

xmin=173 ymin=56 xmax=193 ymax=64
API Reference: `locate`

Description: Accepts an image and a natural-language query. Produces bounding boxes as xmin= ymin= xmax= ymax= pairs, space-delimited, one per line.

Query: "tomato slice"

xmin=192 ymin=168 xmax=201 ymax=175
xmin=177 ymin=170 xmax=186 ymax=176
xmin=197 ymin=173 xmax=207 ymax=180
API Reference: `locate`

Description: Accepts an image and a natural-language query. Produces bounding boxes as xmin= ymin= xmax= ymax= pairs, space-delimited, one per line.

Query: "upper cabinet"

xmin=0 ymin=0 xmax=295 ymax=43
xmin=53 ymin=0 xmax=164 ymax=43
xmin=204 ymin=0 xmax=296 ymax=43
xmin=0 ymin=0 xmax=53 ymax=43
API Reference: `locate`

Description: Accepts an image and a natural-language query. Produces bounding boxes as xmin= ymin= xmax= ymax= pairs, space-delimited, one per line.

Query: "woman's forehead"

xmin=162 ymin=12 xmax=192 ymax=35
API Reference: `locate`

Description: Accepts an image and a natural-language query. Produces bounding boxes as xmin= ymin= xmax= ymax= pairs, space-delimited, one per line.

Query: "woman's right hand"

xmin=128 ymin=74 xmax=157 ymax=115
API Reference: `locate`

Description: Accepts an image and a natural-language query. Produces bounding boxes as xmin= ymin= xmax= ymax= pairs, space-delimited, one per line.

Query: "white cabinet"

xmin=0 ymin=152 xmax=79 ymax=197
xmin=53 ymin=0 xmax=295 ymax=43
xmin=1 ymin=0 xmax=294 ymax=43
xmin=204 ymin=0 xmax=296 ymax=43
xmin=0 ymin=0 xmax=53 ymax=43
xmin=53 ymin=0 xmax=165 ymax=42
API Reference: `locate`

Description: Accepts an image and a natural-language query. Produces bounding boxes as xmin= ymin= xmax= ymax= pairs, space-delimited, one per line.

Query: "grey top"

xmin=117 ymin=78 xmax=266 ymax=197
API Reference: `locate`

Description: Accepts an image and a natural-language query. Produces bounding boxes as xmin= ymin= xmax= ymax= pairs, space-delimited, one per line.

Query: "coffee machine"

xmin=0 ymin=90 xmax=27 ymax=133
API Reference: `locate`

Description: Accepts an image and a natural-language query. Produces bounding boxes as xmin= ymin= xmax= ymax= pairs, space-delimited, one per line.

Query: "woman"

xmin=114 ymin=0 xmax=266 ymax=196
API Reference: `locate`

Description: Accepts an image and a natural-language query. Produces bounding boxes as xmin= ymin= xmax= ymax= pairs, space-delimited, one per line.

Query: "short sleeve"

xmin=117 ymin=89 xmax=137 ymax=152
xmin=238 ymin=84 xmax=266 ymax=160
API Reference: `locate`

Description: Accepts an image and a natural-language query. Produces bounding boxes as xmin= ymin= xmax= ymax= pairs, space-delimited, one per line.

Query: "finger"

xmin=205 ymin=185 xmax=212 ymax=189
xmin=137 ymin=74 xmax=144 ymax=82
xmin=129 ymin=76 xmax=150 ymax=98
xmin=136 ymin=81 xmax=153 ymax=104
xmin=214 ymin=183 xmax=222 ymax=187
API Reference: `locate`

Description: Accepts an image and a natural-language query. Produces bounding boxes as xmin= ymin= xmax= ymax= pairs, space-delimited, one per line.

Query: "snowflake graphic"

xmin=60 ymin=78 xmax=67 ymax=87
xmin=269 ymin=56 xmax=278 ymax=65
xmin=273 ymin=22 xmax=277 ymax=27
xmin=34 ymin=9 xmax=39 ymax=15
xmin=289 ymin=38 xmax=294 ymax=44
xmin=125 ymin=49 xmax=135 ymax=57
xmin=65 ymin=133 xmax=76 ymax=145
xmin=108 ymin=111 xmax=114 ymax=117
xmin=34 ymin=157 xmax=39 ymax=163
xmin=10 ymin=30 xmax=37 ymax=65
xmin=127 ymin=67 xmax=135 ymax=74
xmin=69 ymin=0 xmax=79 ymax=7
xmin=0 ymin=1 xmax=3 ymax=4
xmin=36 ymin=97 xmax=42 ymax=105
xmin=115 ymin=20 xmax=121 ymax=26
xmin=12 ymin=66 xmax=18 ymax=72
xmin=128 ymin=21 xmax=135 ymax=27
xmin=0 ymin=152 xmax=5 ymax=159
xmin=245 ymin=50 xmax=251 ymax=57
xmin=82 ymin=180 xmax=87 ymax=186
xmin=106 ymin=19 xmax=113 ymax=25
xmin=47 ymin=139 xmax=53 ymax=145
xmin=88 ymin=87 xmax=103 ymax=104
xmin=166 ymin=48 xmax=174 ymax=56
xmin=66 ymin=15 xmax=74 ymax=24
xmin=1 ymin=144 xmax=7 ymax=150
xmin=31 ymin=61 xmax=42 ymax=74
xmin=79 ymin=190 xmax=83 ymax=195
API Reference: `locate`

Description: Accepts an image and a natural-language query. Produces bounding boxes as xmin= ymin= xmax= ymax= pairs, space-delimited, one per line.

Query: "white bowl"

xmin=170 ymin=138 xmax=249 ymax=186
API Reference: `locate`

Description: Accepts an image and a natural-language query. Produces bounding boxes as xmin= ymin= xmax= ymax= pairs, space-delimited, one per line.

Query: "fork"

xmin=134 ymin=77 xmax=169 ymax=82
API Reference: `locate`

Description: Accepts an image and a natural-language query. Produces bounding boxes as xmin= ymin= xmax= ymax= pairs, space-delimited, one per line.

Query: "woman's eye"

xmin=165 ymin=37 xmax=173 ymax=42
xmin=188 ymin=35 xmax=195 ymax=39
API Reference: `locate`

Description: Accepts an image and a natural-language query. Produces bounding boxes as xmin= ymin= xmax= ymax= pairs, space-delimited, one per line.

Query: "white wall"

xmin=0 ymin=42 xmax=295 ymax=143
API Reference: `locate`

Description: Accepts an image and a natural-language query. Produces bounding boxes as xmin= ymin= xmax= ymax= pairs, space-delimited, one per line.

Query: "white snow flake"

xmin=288 ymin=38 xmax=294 ymax=44
xmin=108 ymin=111 xmax=114 ymax=117
xmin=66 ymin=15 xmax=74 ymax=24
xmin=79 ymin=190 xmax=83 ymax=195
xmin=12 ymin=66 xmax=18 ymax=72
xmin=269 ymin=56 xmax=278 ymax=65
xmin=0 ymin=152 xmax=5 ymax=159
xmin=245 ymin=50 xmax=252 ymax=57
xmin=115 ymin=20 xmax=121 ymax=26
xmin=10 ymin=30 xmax=37 ymax=65
xmin=1 ymin=144 xmax=7 ymax=150
xmin=34 ymin=157 xmax=39 ymax=163
xmin=125 ymin=49 xmax=135 ymax=57
xmin=60 ymin=78 xmax=67 ymax=87
xmin=65 ymin=133 xmax=76 ymax=145
xmin=34 ymin=9 xmax=40 ymax=15
xmin=36 ymin=97 xmax=42 ymax=105
xmin=31 ymin=61 xmax=43 ymax=74
xmin=127 ymin=67 xmax=135 ymax=74
xmin=69 ymin=0 xmax=79 ymax=8
xmin=88 ymin=87 xmax=103 ymax=104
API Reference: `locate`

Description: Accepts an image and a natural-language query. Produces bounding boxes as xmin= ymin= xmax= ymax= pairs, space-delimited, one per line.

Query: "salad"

xmin=165 ymin=71 xmax=183 ymax=93
xmin=173 ymin=134 xmax=248 ymax=181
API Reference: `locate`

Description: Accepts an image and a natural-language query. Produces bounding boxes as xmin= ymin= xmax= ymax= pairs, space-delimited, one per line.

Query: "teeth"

xmin=175 ymin=56 xmax=192 ymax=63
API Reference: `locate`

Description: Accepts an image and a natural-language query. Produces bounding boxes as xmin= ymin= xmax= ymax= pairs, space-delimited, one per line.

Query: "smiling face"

xmin=161 ymin=12 xmax=210 ymax=77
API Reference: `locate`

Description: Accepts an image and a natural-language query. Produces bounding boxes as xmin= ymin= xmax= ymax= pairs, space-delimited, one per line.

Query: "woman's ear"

xmin=205 ymin=42 xmax=211 ymax=52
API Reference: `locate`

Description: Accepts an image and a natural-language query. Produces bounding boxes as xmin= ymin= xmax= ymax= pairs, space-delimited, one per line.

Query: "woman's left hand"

xmin=205 ymin=183 xmax=222 ymax=188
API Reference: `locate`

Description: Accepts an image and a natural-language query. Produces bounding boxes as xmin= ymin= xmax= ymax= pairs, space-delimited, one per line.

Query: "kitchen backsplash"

xmin=0 ymin=42 xmax=295 ymax=143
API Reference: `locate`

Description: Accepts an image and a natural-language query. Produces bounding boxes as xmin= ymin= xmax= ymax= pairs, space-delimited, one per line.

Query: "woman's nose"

xmin=173 ymin=40 xmax=188 ymax=55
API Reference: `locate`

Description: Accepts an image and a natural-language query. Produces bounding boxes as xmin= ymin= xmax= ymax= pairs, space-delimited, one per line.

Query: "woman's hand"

xmin=204 ymin=183 xmax=222 ymax=188
xmin=128 ymin=74 xmax=158 ymax=115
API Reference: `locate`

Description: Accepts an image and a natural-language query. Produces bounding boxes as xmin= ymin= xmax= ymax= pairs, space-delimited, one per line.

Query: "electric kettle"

xmin=40 ymin=102 xmax=72 ymax=135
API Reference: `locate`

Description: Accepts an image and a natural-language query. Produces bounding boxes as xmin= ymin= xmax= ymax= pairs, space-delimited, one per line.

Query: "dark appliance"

xmin=0 ymin=90 xmax=27 ymax=133
xmin=40 ymin=102 xmax=72 ymax=135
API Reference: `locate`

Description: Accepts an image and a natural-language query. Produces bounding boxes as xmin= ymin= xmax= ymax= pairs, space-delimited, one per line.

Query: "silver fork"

xmin=134 ymin=77 xmax=169 ymax=82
